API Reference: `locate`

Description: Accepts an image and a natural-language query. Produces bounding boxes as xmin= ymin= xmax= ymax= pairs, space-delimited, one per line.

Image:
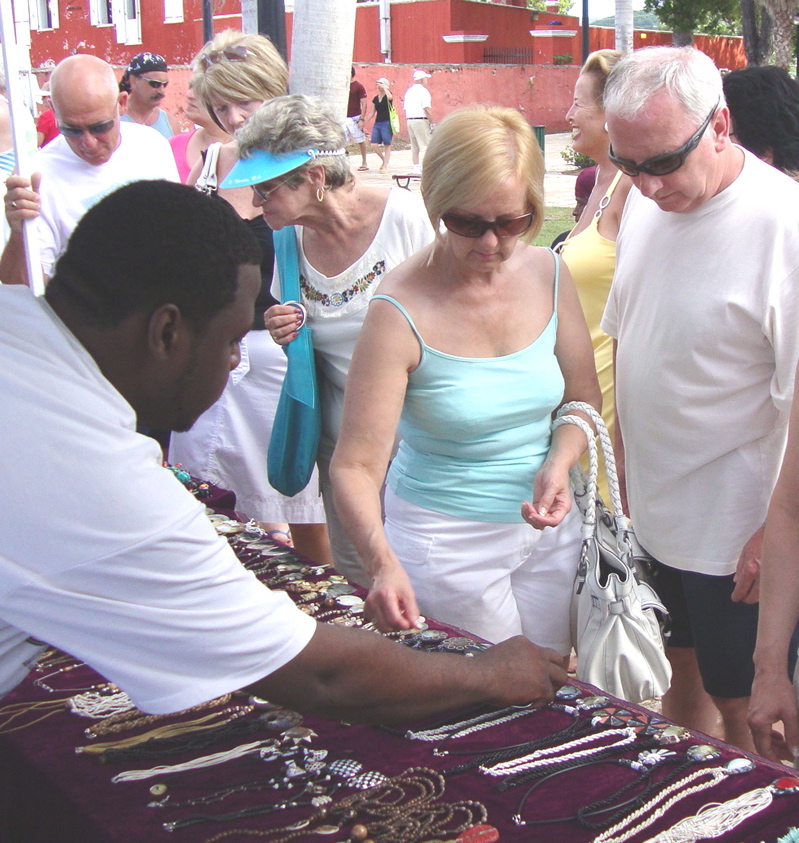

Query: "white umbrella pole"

xmin=0 ymin=2 xmax=44 ymax=295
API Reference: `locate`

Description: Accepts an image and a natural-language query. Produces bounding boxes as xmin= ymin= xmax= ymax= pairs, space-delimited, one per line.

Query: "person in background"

xmin=403 ymin=70 xmax=432 ymax=174
xmin=367 ymin=77 xmax=394 ymax=175
xmin=168 ymin=31 xmax=331 ymax=564
xmin=232 ymin=94 xmax=435 ymax=585
xmin=119 ymin=52 xmax=181 ymax=139
xmin=551 ymin=164 xmax=596 ymax=250
xmin=331 ymin=106 xmax=599 ymax=648
xmin=344 ymin=66 xmax=369 ymax=172
xmin=36 ymin=81 xmax=59 ymax=147
xmin=723 ymin=64 xmax=799 ymax=178
xmin=558 ymin=50 xmax=632 ymax=503
xmin=168 ymin=81 xmax=230 ymax=184
xmin=1 ymin=54 xmax=178 ymax=287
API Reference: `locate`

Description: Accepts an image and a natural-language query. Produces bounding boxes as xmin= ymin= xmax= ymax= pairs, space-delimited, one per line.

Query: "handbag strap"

xmin=272 ymin=225 xmax=316 ymax=408
xmin=552 ymin=413 xmax=598 ymax=540
xmin=273 ymin=226 xmax=300 ymax=302
xmin=195 ymin=141 xmax=222 ymax=195
xmin=556 ymin=401 xmax=628 ymax=534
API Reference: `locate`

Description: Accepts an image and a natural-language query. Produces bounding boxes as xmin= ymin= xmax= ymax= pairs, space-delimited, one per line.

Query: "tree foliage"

xmin=644 ymin=0 xmax=742 ymax=42
xmin=528 ymin=0 xmax=574 ymax=13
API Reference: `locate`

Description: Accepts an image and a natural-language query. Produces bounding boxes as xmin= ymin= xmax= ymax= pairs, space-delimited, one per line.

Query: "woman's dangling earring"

xmin=316 ymin=187 xmax=325 ymax=202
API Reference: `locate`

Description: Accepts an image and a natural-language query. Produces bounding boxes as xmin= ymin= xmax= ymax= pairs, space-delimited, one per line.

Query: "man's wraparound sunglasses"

xmin=140 ymin=78 xmax=168 ymax=90
xmin=441 ymin=211 xmax=535 ymax=238
xmin=608 ymin=101 xmax=719 ymax=178
xmin=57 ymin=118 xmax=116 ymax=138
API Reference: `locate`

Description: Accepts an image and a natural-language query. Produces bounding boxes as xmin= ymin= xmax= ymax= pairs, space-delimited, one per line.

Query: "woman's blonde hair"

xmin=191 ymin=30 xmax=288 ymax=127
xmin=421 ymin=105 xmax=544 ymax=240
xmin=581 ymin=49 xmax=623 ymax=107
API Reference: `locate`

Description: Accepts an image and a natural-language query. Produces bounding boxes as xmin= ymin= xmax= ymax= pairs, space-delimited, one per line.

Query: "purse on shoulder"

xmin=553 ymin=401 xmax=672 ymax=704
xmin=267 ymin=226 xmax=321 ymax=497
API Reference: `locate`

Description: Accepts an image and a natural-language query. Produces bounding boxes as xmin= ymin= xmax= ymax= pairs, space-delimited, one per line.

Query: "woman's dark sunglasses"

xmin=441 ymin=211 xmax=534 ymax=238
xmin=608 ymin=101 xmax=719 ymax=178
xmin=57 ymin=118 xmax=116 ymax=138
xmin=199 ymin=45 xmax=250 ymax=70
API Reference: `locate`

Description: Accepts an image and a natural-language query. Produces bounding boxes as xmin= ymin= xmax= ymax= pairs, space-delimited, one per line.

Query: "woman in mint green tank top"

xmin=331 ymin=106 xmax=601 ymax=654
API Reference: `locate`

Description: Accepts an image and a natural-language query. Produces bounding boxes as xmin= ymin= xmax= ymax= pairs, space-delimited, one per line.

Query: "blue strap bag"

xmin=267 ymin=226 xmax=321 ymax=497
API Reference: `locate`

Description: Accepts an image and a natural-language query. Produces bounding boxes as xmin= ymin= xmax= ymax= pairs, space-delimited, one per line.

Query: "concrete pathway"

xmin=355 ymin=131 xmax=578 ymax=207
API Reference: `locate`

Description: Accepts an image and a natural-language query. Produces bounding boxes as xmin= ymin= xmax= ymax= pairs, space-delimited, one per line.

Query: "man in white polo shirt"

xmin=403 ymin=69 xmax=433 ymax=174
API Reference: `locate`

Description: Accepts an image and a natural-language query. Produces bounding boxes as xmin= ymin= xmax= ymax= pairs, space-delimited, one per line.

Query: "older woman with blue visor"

xmin=223 ymin=94 xmax=434 ymax=584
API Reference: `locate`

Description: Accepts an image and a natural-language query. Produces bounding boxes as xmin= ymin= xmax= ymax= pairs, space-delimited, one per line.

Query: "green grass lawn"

xmin=534 ymin=206 xmax=573 ymax=247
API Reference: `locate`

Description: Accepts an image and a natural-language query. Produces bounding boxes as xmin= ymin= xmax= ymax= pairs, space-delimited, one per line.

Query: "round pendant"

xmin=456 ymin=824 xmax=500 ymax=843
xmin=337 ymin=595 xmax=365 ymax=607
xmin=326 ymin=583 xmax=357 ymax=596
xmin=725 ymin=757 xmax=756 ymax=775
xmin=686 ymin=744 xmax=722 ymax=762
xmin=149 ymin=783 xmax=168 ymax=796
xmin=315 ymin=825 xmax=341 ymax=834
xmin=555 ymin=685 xmax=581 ymax=700
xmin=261 ymin=709 xmax=304 ymax=730
xmin=418 ymin=629 xmax=448 ymax=642
xmin=648 ymin=723 xmax=689 ymax=744
xmin=770 ymin=776 xmax=799 ymax=794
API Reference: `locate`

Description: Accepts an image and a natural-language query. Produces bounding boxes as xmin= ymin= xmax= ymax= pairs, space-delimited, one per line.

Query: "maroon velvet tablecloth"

xmin=2 ymin=503 xmax=798 ymax=842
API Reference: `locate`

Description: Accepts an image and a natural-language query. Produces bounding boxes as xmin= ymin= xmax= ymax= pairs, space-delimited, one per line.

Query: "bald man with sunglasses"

xmin=0 ymin=54 xmax=178 ymax=287
xmin=600 ymin=46 xmax=799 ymax=752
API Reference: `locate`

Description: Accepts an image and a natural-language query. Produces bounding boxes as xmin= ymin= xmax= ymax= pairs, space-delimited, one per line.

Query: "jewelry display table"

xmin=1 ymin=509 xmax=798 ymax=843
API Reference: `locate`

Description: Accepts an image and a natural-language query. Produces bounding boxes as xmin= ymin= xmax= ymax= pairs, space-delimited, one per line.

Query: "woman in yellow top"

xmin=558 ymin=49 xmax=632 ymax=502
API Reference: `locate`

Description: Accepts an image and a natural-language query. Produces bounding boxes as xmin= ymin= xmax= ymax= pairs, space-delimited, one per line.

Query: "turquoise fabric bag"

xmin=267 ymin=226 xmax=321 ymax=497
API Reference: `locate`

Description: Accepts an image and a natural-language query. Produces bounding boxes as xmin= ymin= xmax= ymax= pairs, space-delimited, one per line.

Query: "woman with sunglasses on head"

xmin=227 ymin=94 xmax=435 ymax=585
xmin=167 ymin=32 xmax=331 ymax=565
xmin=328 ymin=106 xmax=600 ymax=649
xmin=558 ymin=50 xmax=632 ymax=502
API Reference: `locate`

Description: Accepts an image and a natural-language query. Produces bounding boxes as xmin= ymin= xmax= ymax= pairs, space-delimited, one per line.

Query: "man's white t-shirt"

xmin=0 ymin=286 xmax=316 ymax=712
xmin=602 ymin=150 xmax=799 ymax=576
xmin=403 ymin=83 xmax=431 ymax=119
xmin=34 ymin=121 xmax=180 ymax=275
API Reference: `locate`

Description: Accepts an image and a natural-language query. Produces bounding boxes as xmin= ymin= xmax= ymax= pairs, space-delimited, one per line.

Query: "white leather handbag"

xmin=553 ymin=402 xmax=672 ymax=704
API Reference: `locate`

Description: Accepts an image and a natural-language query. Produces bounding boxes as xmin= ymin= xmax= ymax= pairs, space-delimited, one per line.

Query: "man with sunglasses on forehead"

xmin=600 ymin=46 xmax=799 ymax=751
xmin=119 ymin=52 xmax=181 ymax=139
xmin=0 ymin=54 xmax=178 ymax=287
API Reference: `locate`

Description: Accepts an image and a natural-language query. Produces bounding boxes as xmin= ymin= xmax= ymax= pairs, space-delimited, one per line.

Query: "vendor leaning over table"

xmin=0 ymin=179 xmax=566 ymax=719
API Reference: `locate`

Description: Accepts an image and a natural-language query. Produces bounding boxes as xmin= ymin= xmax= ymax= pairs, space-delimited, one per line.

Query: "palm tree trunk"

xmin=615 ymin=0 xmax=634 ymax=53
xmin=758 ymin=0 xmax=796 ymax=69
xmin=289 ymin=0 xmax=357 ymax=119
